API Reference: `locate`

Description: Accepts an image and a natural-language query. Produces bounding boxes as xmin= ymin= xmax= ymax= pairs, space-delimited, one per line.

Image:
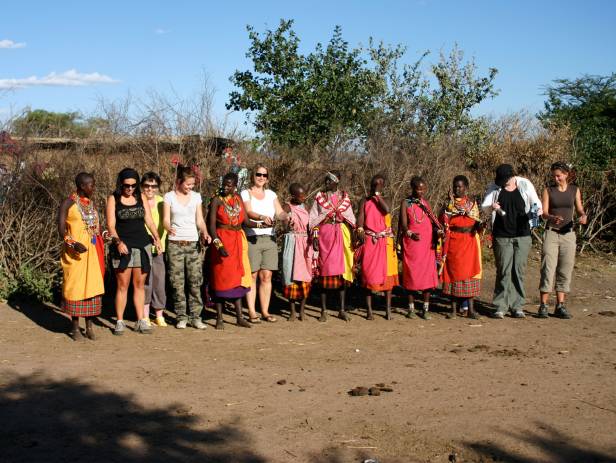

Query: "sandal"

xmin=249 ymin=317 xmax=261 ymax=324
xmin=262 ymin=315 xmax=277 ymax=323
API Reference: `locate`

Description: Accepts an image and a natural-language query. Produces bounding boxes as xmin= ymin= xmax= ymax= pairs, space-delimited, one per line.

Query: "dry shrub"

xmin=469 ymin=112 xmax=573 ymax=190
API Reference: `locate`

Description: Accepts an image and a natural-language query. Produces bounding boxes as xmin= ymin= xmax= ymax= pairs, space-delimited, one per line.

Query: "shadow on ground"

xmin=465 ymin=422 xmax=616 ymax=463
xmin=0 ymin=370 xmax=266 ymax=463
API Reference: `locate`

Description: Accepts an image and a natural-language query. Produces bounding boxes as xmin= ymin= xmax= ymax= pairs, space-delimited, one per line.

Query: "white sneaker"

xmin=191 ymin=319 xmax=207 ymax=330
xmin=113 ymin=320 xmax=126 ymax=336
xmin=176 ymin=320 xmax=187 ymax=329
xmin=135 ymin=319 xmax=152 ymax=334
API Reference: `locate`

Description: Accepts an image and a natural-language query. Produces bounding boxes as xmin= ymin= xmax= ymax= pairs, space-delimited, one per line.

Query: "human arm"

xmin=373 ymin=194 xmax=390 ymax=214
xmin=207 ymin=197 xmax=228 ymax=257
xmin=106 ymin=195 xmax=128 ymax=255
xmin=196 ymin=199 xmax=211 ymax=244
xmin=163 ymin=199 xmax=175 ymax=237
xmin=142 ymin=194 xmax=162 ymax=253
xmin=273 ymin=196 xmax=288 ymax=223
xmin=541 ymin=188 xmax=561 ymax=225
xmin=575 ymin=187 xmax=587 ymax=225
xmin=57 ymin=198 xmax=87 ymax=253
xmin=355 ymin=198 xmax=366 ymax=243
xmin=242 ymin=189 xmax=273 ymax=226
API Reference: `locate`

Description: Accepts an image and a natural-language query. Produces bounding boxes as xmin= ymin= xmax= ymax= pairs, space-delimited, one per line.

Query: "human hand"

xmin=200 ymin=232 xmax=212 ymax=245
xmin=154 ymin=240 xmax=163 ymax=254
xmin=407 ymin=230 xmax=420 ymax=241
xmin=219 ymin=247 xmax=229 ymax=258
xmin=73 ymin=242 xmax=87 ymax=254
xmin=261 ymin=216 xmax=273 ymax=226
xmin=167 ymin=227 xmax=177 ymax=237
xmin=579 ymin=214 xmax=588 ymax=225
xmin=117 ymin=242 xmax=129 ymax=255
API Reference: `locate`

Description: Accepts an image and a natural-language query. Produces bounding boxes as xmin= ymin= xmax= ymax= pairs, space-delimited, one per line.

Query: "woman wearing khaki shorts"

xmin=241 ymin=164 xmax=288 ymax=322
xmin=538 ymin=162 xmax=587 ymax=319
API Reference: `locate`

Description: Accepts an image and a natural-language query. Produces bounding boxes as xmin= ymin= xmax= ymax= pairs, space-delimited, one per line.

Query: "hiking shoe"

xmin=113 ymin=320 xmax=126 ymax=336
xmin=176 ymin=320 xmax=188 ymax=329
xmin=191 ymin=319 xmax=207 ymax=330
xmin=490 ymin=311 xmax=505 ymax=319
xmin=512 ymin=310 xmax=526 ymax=318
xmin=135 ymin=319 xmax=152 ymax=334
xmin=537 ymin=304 xmax=549 ymax=318
xmin=555 ymin=305 xmax=572 ymax=319
xmin=153 ymin=316 xmax=168 ymax=327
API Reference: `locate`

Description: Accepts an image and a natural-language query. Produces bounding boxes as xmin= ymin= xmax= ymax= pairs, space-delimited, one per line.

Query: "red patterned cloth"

xmin=442 ymin=278 xmax=481 ymax=297
xmin=62 ymin=296 xmax=102 ymax=317
xmin=283 ymin=281 xmax=311 ymax=301
xmin=317 ymin=275 xmax=347 ymax=289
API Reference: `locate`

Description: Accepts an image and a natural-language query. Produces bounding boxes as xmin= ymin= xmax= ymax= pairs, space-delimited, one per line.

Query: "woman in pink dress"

xmin=308 ymin=171 xmax=356 ymax=322
xmin=281 ymin=183 xmax=313 ymax=321
xmin=398 ymin=176 xmax=443 ymax=320
xmin=356 ymin=174 xmax=399 ymax=320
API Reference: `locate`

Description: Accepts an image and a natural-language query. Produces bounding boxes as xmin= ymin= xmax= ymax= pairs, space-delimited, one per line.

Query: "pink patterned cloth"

xmin=401 ymin=199 xmax=438 ymax=291
xmin=361 ymin=198 xmax=390 ymax=286
xmin=308 ymin=191 xmax=355 ymax=277
xmin=287 ymin=203 xmax=312 ymax=282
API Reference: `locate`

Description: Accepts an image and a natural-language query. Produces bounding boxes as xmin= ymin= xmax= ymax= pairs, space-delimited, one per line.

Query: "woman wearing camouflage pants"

xmin=163 ymin=166 xmax=211 ymax=329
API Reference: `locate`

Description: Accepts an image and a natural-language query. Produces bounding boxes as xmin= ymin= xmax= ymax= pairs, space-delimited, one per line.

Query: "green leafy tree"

xmin=11 ymin=109 xmax=86 ymax=138
xmin=227 ymin=19 xmax=383 ymax=148
xmin=539 ymin=74 xmax=616 ymax=167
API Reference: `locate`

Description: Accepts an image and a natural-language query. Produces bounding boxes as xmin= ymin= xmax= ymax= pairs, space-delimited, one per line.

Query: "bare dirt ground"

xmin=2 ymin=251 xmax=616 ymax=463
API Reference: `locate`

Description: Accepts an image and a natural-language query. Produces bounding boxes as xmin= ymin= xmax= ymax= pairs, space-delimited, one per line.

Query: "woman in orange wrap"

xmin=208 ymin=172 xmax=259 ymax=329
xmin=440 ymin=175 xmax=483 ymax=319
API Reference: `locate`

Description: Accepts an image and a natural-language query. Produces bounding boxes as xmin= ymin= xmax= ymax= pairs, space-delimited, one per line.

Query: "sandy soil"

xmin=1 ymin=252 xmax=616 ymax=463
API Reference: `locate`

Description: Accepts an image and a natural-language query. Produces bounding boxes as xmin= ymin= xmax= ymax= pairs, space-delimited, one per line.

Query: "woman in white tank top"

xmin=241 ymin=164 xmax=288 ymax=322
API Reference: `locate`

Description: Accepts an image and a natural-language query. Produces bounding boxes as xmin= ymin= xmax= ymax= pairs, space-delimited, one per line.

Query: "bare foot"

xmin=216 ymin=318 xmax=225 ymax=330
xmin=339 ymin=311 xmax=351 ymax=322
xmin=318 ymin=313 xmax=328 ymax=323
xmin=237 ymin=318 xmax=251 ymax=328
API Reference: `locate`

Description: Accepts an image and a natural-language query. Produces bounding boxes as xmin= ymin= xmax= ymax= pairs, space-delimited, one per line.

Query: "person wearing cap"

xmin=481 ymin=164 xmax=542 ymax=318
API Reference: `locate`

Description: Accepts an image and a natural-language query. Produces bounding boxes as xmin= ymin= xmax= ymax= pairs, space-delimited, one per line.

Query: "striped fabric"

xmin=442 ymin=278 xmax=481 ymax=297
xmin=62 ymin=296 xmax=103 ymax=317
xmin=317 ymin=275 xmax=347 ymax=289
xmin=283 ymin=281 xmax=311 ymax=301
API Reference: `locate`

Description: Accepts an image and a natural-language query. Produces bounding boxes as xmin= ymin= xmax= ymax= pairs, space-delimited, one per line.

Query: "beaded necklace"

xmin=220 ymin=194 xmax=241 ymax=225
xmin=410 ymin=199 xmax=426 ymax=224
xmin=70 ymin=192 xmax=99 ymax=244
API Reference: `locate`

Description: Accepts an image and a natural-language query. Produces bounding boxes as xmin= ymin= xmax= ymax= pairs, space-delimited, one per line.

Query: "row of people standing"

xmin=58 ymin=161 xmax=586 ymax=340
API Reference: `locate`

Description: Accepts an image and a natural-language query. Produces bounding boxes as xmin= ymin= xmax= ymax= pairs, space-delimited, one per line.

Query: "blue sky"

xmin=1 ymin=0 xmax=615 ymax=132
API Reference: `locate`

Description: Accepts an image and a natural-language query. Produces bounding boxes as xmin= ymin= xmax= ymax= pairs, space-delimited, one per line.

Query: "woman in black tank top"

xmin=106 ymin=168 xmax=162 ymax=335
xmin=538 ymin=162 xmax=587 ymax=319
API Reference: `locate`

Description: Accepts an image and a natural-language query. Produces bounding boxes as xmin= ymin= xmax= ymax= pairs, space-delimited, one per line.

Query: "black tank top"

xmin=115 ymin=198 xmax=151 ymax=248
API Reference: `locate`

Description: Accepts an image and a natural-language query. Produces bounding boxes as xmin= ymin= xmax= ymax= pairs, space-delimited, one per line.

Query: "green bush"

xmin=0 ymin=266 xmax=58 ymax=302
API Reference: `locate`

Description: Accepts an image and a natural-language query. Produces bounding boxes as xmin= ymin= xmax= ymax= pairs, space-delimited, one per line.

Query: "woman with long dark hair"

xmin=106 ymin=168 xmax=162 ymax=335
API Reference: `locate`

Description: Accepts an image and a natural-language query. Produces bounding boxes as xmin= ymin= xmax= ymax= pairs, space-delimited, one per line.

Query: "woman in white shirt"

xmin=163 ymin=166 xmax=211 ymax=330
xmin=241 ymin=164 xmax=287 ymax=322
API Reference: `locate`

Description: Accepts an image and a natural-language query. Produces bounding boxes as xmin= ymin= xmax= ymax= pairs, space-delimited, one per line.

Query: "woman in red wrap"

xmin=440 ymin=175 xmax=482 ymax=319
xmin=208 ymin=173 xmax=259 ymax=329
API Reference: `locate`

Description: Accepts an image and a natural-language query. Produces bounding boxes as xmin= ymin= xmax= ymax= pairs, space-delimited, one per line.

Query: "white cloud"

xmin=155 ymin=28 xmax=171 ymax=35
xmin=0 ymin=69 xmax=119 ymax=89
xmin=0 ymin=39 xmax=26 ymax=49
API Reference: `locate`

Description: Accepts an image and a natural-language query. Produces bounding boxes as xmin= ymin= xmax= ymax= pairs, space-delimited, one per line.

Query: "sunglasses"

xmin=255 ymin=172 xmax=269 ymax=178
xmin=122 ymin=183 xmax=137 ymax=190
xmin=142 ymin=183 xmax=159 ymax=189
